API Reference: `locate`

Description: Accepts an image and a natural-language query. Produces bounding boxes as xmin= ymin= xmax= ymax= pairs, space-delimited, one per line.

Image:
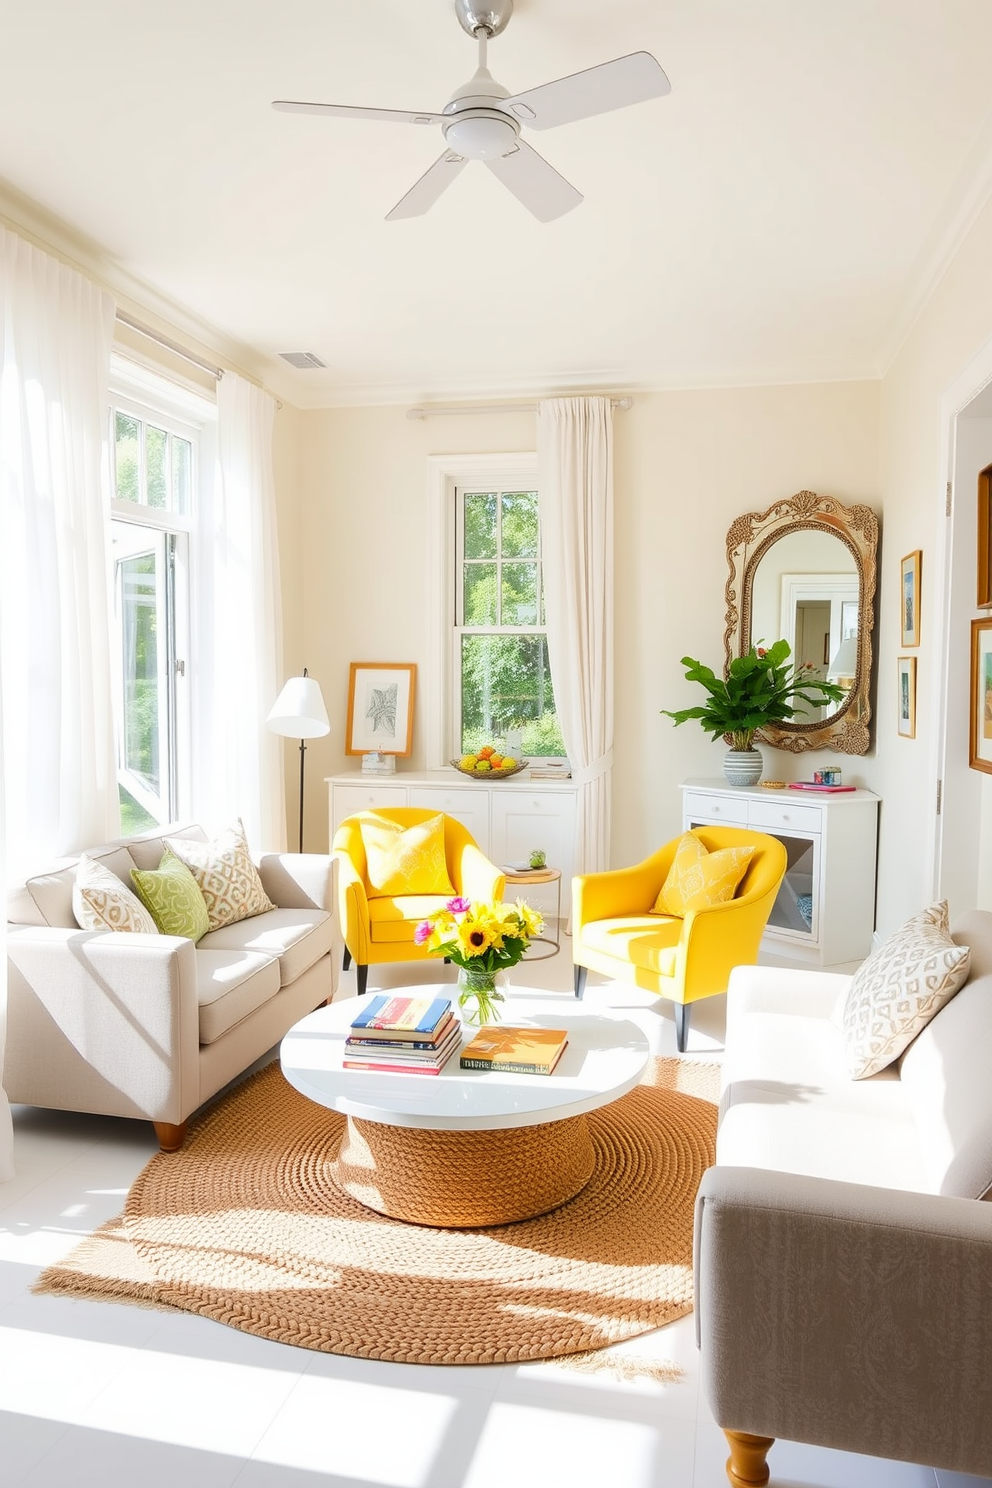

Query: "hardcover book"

xmin=459 ymin=1025 xmax=569 ymax=1076
xmin=345 ymin=1012 xmax=456 ymax=1048
xmin=342 ymin=1024 xmax=461 ymax=1075
xmin=349 ymin=995 xmax=452 ymax=1036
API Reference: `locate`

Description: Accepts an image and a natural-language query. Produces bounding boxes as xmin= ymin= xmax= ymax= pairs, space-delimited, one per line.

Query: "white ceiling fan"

xmin=272 ymin=0 xmax=670 ymax=223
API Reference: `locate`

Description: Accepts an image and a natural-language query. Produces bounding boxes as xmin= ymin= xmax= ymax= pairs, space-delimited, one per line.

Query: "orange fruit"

xmin=478 ymin=745 xmax=494 ymax=758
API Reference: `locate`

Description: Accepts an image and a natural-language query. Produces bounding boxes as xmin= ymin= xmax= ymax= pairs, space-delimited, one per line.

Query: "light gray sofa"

xmin=5 ymin=822 xmax=338 ymax=1151
xmin=695 ymin=908 xmax=992 ymax=1487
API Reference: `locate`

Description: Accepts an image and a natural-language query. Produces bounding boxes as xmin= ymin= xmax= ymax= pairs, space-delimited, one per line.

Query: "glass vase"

xmin=456 ymin=964 xmax=506 ymax=1026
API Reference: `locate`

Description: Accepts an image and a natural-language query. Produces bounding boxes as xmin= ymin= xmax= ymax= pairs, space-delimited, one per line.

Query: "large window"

xmin=109 ymin=382 xmax=197 ymax=832
xmin=455 ymin=483 xmax=565 ymax=757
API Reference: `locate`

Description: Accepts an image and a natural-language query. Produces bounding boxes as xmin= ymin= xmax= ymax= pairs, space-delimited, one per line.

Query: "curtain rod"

xmin=406 ymin=396 xmax=633 ymax=420
xmin=115 ymin=311 xmax=224 ymax=380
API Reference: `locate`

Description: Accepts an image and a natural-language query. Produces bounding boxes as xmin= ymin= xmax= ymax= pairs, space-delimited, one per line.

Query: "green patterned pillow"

xmin=131 ymin=848 xmax=211 ymax=942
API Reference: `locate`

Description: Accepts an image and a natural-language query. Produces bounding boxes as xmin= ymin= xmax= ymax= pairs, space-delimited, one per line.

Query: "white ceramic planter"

xmin=723 ymin=748 xmax=763 ymax=787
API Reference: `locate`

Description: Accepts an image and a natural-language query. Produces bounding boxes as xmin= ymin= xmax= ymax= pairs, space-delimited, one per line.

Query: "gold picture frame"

xmin=900 ymin=550 xmax=921 ymax=647
xmin=969 ymin=619 xmax=992 ymax=774
xmin=345 ymin=662 xmax=416 ymax=756
xmin=978 ymin=463 xmax=992 ymax=607
xmin=897 ymin=656 xmax=916 ymax=739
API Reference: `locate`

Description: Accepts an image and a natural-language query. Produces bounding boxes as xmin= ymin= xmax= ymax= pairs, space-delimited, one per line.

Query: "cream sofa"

xmin=695 ymin=908 xmax=992 ymax=1487
xmin=5 ymin=822 xmax=338 ymax=1150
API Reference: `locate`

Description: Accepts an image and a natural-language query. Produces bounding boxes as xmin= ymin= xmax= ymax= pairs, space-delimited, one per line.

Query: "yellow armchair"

xmin=572 ymin=826 xmax=787 ymax=1051
xmin=332 ymin=808 xmax=506 ymax=995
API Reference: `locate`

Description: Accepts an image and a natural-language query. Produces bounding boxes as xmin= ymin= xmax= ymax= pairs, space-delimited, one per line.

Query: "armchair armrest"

xmin=5 ymin=926 xmax=200 ymax=1125
xmin=694 ymin=1165 xmax=992 ymax=1476
xmin=332 ymin=849 xmax=372 ymax=962
xmin=457 ymin=843 xmax=505 ymax=904
xmin=257 ymin=851 xmax=337 ymax=912
xmin=573 ymin=845 xmax=677 ymax=927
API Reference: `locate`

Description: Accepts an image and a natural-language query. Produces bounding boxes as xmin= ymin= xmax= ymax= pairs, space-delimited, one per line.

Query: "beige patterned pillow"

xmin=842 ymin=902 xmax=970 ymax=1079
xmin=164 ymin=819 xmax=274 ymax=931
xmin=73 ymin=852 xmax=157 ymax=934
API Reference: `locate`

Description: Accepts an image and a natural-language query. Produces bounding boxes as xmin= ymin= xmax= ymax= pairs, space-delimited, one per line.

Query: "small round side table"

xmin=502 ymin=865 xmax=562 ymax=958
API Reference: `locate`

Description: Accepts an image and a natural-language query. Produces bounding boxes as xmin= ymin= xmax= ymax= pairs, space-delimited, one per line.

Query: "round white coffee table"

xmin=280 ymin=989 xmax=649 ymax=1228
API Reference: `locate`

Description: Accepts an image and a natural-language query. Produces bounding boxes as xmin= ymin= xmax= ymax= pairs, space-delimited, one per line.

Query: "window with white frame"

xmin=450 ymin=473 xmax=565 ymax=760
xmin=108 ymin=369 xmax=205 ymax=831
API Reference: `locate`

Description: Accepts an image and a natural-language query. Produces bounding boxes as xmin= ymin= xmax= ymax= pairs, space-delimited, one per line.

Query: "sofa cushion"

xmin=653 ymin=832 xmax=753 ymax=917
xmin=197 ymin=908 xmax=333 ymax=987
xmin=73 ymin=853 xmax=157 ymax=934
xmin=719 ymin=969 xmax=928 ymax=1193
xmin=582 ymin=914 xmax=682 ymax=976
xmin=841 ymin=902 xmax=970 ymax=1079
xmin=165 ymin=819 xmax=274 ymax=930
xmin=26 ymin=847 xmax=140 ymax=929
xmin=368 ymin=894 xmax=453 ymax=943
xmin=131 ymin=849 xmax=211 ymax=942
xmin=360 ymin=813 xmax=455 ymax=899
xmin=899 ymin=967 xmax=992 ymax=1199
xmin=127 ymin=822 xmax=208 ymax=871
xmin=195 ymin=949 xmax=282 ymax=1045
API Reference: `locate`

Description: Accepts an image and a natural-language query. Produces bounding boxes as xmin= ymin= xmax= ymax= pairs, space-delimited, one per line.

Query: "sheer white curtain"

xmin=195 ymin=373 xmax=286 ymax=849
xmin=0 ymin=225 xmax=118 ymax=1180
xmin=537 ymin=396 xmax=615 ymax=876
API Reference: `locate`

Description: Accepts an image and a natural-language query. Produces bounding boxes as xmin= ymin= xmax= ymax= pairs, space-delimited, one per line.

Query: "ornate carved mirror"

xmin=724 ymin=491 xmax=879 ymax=754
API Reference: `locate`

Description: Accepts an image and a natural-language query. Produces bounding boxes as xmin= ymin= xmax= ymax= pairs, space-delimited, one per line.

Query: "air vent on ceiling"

xmin=279 ymin=351 xmax=326 ymax=369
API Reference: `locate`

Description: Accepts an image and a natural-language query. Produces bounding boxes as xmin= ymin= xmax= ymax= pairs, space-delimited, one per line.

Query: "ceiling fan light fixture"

xmin=443 ymin=111 xmax=518 ymax=159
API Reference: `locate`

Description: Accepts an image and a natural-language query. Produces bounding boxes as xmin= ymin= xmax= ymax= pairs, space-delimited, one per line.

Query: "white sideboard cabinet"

xmin=680 ymin=778 xmax=880 ymax=967
xmin=326 ymin=772 xmax=578 ymax=917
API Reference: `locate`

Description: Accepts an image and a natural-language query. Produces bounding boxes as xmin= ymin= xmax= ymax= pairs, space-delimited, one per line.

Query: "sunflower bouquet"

xmin=415 ymin=897 xmax=544 ymax=1024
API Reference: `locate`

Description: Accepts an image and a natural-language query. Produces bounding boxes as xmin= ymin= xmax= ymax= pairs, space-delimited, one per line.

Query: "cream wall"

xmin=290 ymin=384 xmax=880 ymax=864
xmin=876 ymin=193 xmax=992 ymax=935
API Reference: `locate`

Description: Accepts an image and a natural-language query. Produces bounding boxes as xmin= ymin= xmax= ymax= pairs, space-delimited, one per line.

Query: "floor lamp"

xmin=266 ymin=669 xmax=330 ymax=852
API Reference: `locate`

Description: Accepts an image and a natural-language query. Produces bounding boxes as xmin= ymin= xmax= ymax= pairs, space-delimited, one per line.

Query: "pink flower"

xmin=413 ymin=920 xmax=433 ymax=945
xmin=446 ymin=896 xmax=471 ymax=914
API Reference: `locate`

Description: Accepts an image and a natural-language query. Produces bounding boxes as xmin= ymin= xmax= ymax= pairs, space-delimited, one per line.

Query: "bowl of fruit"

xmin=450 ymin=747 xmax=529 ymax=781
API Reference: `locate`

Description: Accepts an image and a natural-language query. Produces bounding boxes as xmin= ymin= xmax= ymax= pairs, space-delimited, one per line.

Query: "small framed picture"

xmin=897 ymin=656 xmax=916 ymax=739
xmin=970 ymin=619 xmax=992 ymax=773
xmin=978 ymin=463 xmax=992 ymax=607
xmin=345 ymin=662 xmax=416 ymax=756
xmin=900 ymin=550 xmax=921 ymax=647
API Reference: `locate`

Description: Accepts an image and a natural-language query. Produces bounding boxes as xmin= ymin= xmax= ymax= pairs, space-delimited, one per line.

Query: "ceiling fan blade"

xmin=272 ymin=100 xmax=443 ymax=127
xmin=485 ymin=139 xmax=582 ymax=222
xmin=385 ymin=152 xmax=468 ymax=220
xmin=503 ymin=51 xmax=670 ymax=130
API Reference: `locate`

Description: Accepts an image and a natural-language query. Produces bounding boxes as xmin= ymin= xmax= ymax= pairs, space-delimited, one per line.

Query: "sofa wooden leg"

xmin=724 ymin=1430 xmax=774 ymax=1487
xmin=674 ymin=1002 xmax=690 ymax=1052
xmin=574 ymin=964 xmax=588 ymax=999
xmin=153 ymin=1120 xmax=187 ymax=1153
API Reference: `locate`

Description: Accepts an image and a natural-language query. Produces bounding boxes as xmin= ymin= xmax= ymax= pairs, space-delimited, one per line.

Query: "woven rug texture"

xmin=35 ymin=1054 xmax=719 ymax=1365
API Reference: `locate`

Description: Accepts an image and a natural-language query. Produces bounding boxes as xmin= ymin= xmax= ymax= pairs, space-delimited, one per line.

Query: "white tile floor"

xmin=1 ymin=936 xmax=989 ymax=1488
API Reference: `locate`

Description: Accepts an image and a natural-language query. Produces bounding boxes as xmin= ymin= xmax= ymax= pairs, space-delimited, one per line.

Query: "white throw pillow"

xmin=73 ymin=852 xmax=157 ymax=934
xmin=164 ymin=819 xmax=274 ymax=931
xmin=841 ymin=902 xmax=970 ymax=1079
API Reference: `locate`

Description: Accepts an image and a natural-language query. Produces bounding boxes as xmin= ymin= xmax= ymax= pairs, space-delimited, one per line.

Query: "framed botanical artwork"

xmin=345 ymin=662 xmax=416 ymax=756
xmin=978 ymin=463 xmax=992 ymax=607
xmin=970 ymin=619 xmax=992 ymax=774
xmin=896 ymin=656 xmax=917 ymax=739
xmin=900 ymin=550 xmax=921 ymax=647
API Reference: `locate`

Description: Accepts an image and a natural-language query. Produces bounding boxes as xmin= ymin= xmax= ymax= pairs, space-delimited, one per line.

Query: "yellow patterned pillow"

xmin=652 ymin=833 xmax=754 ymax=917
xmin=361 ymin=814 xmax=455 ymax=899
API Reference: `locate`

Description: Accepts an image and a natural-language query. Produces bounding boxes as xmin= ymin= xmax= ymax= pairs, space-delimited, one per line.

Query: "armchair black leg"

xmin=343 ymin=948 xmax=352 ymax=971
xmin=674 ymin=1003 xmax=690 ymax=1053
xmin=356 ymin=964 xmax=369 ymax=996
xmin=574 ymin=965 xmax=588 ymax=1000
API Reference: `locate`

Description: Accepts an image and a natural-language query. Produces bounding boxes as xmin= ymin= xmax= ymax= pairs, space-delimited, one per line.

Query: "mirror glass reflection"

xmin=749 ymin=530 xmax=859 ymax=725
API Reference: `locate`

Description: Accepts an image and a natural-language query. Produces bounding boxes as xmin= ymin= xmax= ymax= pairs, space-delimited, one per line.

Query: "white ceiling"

xmin=3 ymin=0 xmax=992 ymax=407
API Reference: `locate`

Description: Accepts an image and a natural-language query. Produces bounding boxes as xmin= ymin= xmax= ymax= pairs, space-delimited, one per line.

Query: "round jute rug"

xmin=37 ymin=1057 xmax=718 ymax=1365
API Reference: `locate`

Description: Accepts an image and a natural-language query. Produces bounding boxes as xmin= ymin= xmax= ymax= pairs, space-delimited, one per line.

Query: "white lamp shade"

xmin=267 ymin=675 xmax=330 ymax=739
xmin=827 ymin=637 xmax=859 ymax=679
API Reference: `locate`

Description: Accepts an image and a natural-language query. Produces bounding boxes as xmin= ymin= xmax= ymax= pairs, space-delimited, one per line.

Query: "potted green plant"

xmin=662 ymin=640 xmax=847 ymax=786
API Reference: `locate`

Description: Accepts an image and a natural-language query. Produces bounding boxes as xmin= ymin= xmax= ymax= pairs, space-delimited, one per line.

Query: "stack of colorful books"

xmin=343 ymin=994 xmax=460 ymax=1075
